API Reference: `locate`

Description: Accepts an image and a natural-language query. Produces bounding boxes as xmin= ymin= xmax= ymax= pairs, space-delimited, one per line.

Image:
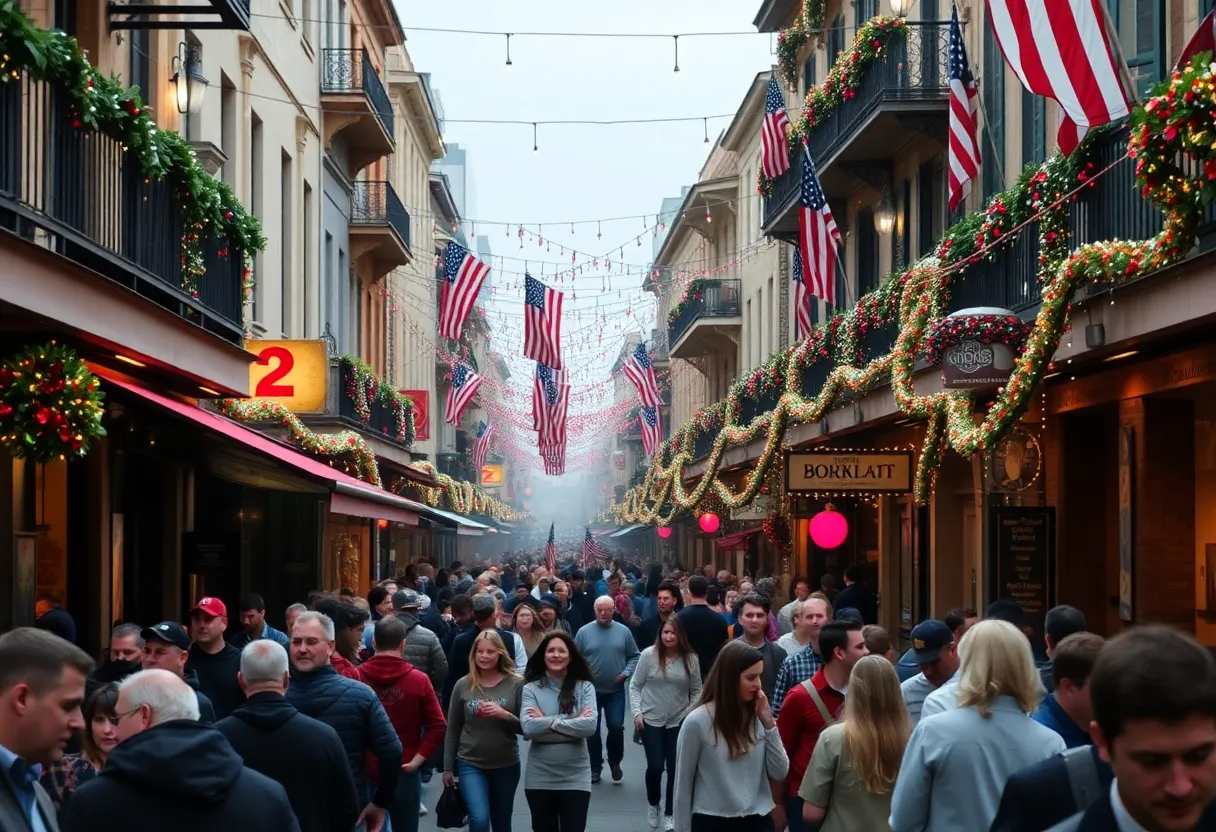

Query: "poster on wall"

xmin=988 ymin=506 xmax=1055 ymax=645
xmin=1119 ymin=426 xmax=1134 ymax=621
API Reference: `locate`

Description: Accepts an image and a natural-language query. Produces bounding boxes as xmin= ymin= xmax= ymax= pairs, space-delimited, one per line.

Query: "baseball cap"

xmin=141 ymin=621 xmax=191 ymax=651
xmin=190 ymin=597 xmax=227 ymax=618
xmin=472 ymin=594 xmax=497 ymax=615
xmin=905 ymin=620 xmax=954 ymax=664
xmin=393 ymin=589 xmax=421 ymax=610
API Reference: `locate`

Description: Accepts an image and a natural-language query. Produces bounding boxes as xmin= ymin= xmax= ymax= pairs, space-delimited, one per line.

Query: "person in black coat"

xmin=61 ymin=669 xmax=299 ymax=832
xmin=832 ymin=565 xmax=878 ymax=625
xmin=990 ymin=745 xmax=1113 ymax=832
xmin=217 ymin=641 xmax=360 ymax=832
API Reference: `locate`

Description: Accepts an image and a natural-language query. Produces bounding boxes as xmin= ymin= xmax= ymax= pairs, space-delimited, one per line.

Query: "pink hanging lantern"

xmin=656 ymin=527 xmax=673 ymax=539
xmin=698 ymin=513 xmax=721 ymax=534
xmin=809 ymin=505 xmax=848 ymax=549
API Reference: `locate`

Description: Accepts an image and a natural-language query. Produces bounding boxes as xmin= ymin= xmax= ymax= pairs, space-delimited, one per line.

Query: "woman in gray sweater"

xmin=520 ymin=630 xmax=598 ymax=832
xmin=672 ymin=641 xmax=789 ymax=832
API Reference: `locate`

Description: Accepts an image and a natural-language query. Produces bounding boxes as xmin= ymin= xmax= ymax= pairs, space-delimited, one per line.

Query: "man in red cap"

xmin=186 ymin=596 xmax=245 ymax=719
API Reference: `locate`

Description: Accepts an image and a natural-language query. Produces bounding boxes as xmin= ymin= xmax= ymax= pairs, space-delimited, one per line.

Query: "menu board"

xmin=989 ymin=506 xmax=1056 ymax=642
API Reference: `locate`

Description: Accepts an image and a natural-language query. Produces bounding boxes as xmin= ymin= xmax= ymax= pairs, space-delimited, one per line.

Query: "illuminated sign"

xmin=479 ymin=464 xmax=505 ymax=487
xmin=247 ymin=340 xmax=328 ymax=413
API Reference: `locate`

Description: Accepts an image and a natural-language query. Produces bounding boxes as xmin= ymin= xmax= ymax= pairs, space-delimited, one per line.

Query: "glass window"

xmin=981 ymin=17 xmax=1005 ymax=200
xmin=1022 ymin=89 xmax=1046 ymax=166
xmin=804 ymin=54 xmax=817 ymax=98
xmin=855 ymin=208 xmax=879 ymax=295
xmin=828 ymin=15 xmax=846 ymax=64
xmin=855 ymin=0 xmax=877 ymax=28
xmin=1109 ymin=0 xmax=1163 ymax=94
xmin=917 ymin=162 xmax=936 ymax=256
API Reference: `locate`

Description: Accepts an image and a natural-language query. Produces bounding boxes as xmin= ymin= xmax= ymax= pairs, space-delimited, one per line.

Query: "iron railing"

xmin=321 ymin=48 xmax=394 ymax=141
xmin=667 ymin=278 xmax=742 ymax=349
xmin=336 ymin=360 xmax=410 ymax=447
xmin=351 ymin=180 xmax=411 ymax=251
xmin=0 ymin=76 xmax=244 ymax=343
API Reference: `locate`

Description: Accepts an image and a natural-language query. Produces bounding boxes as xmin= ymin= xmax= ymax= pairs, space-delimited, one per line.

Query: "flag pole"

xmin=1095 ymin=0 xmax=1140 ymax=103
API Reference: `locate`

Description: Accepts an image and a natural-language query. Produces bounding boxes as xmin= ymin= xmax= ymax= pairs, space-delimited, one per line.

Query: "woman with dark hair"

xmin=520 ymin=631 xmax=598 ymax=832
xmin=40 ymin=683 xmax=120 ymax=810
xmin=512 ymin=602 xmax=546 ymax=659
xmin=630 ymin=616 xmax=703 ymax=829
xmin=672 ymin=641 xmax=789 ymax=832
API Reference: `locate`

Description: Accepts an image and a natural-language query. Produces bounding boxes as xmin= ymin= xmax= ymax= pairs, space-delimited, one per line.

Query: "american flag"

xmin=443 ymin=362 xmax=482 ymax=426
xmin=797 ymin=144 xmax=841 ymax=307
xmin=640 ymin=405 xmax=662 ymax=456
xmin=985 ymin=0 xmax=1130 ymax=157
xmin=1177 ymin=9 xmax=1216 ymax=70
xmin=533 ymin=364 xmax=569 ymax=451
xmin=524 ymin=274 xmax=564 ymax=370
xmin=582 ymin=527 xmax=608 ymax=569
xmin=472 ymin=419 xmax=493 ymax=471
xmin=947 ymin=6 xmax=980 ymax=212
xmin=760 ymin=76 xmax=791 ymax=181
xmin=622 ymin=342 xmax=662 ymax=409
xmin=439 ymin=242 xmax=490 ymax=340
xmin=791 ymin=246 xmax=813 ymax=340
xmin=542 ymin=440 xmax=566 ymax=476
xmin=532 ymin=362 xmax=562 ymax=432
xmin=544 ymin=523 xmax=557 ymax=572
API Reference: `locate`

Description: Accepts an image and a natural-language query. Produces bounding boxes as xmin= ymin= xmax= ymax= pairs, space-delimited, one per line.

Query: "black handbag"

xmin=436 ymin=783 xmax=468 ymax=829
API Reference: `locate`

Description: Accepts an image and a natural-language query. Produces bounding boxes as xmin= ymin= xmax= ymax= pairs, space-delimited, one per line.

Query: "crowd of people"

xmin=2 ymin=554 xmax=1216 ymax=832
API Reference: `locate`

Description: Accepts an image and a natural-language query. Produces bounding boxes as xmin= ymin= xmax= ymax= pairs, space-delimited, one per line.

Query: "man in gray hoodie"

xmin=575 ymin=595 xmax=640 ymax=784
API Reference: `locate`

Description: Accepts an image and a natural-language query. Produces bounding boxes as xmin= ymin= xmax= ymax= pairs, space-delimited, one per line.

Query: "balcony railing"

xmin=352 ymin=180 xmax=411 ymax=250
xmin=336 ymin=360 xmax=410 ymax=448
xmin=667 ymin=278 xmax=742 ymax=349
xmin=0 ymin=76 xmax=245 ymax=343
xmin=321 ymin=48 xmax=394 ymax=140
xmin=438 ymin=454 xmax=477 ymax=484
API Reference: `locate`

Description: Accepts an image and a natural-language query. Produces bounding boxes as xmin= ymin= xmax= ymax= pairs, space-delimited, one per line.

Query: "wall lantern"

xmin=171 ymin=42 xmax=208 ymax=115
xmin=874 ymin=202 xmax=896 ymax=236
xmin=809 ymin=504 xmax=849 ymax=549
xmin=698 ymin=513 xmax=721 ymax=534
xmin=656 ymin=526 xmax=673 ymax=539
xmin=888 ymin=0 xmax=912 ymax=18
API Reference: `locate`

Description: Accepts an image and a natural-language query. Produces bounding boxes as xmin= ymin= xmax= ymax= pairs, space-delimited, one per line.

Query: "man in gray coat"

xmin=392 ymin=590 xmax=448 ymax=694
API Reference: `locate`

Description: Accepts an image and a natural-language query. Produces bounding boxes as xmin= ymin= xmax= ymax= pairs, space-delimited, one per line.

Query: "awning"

xmin=100 ymin=373 xmax=420 ymax=526
xmin=419 ymin=505 xmax=491 ymax=536
xmin=715 ymin=526 xmax=763 ymax=551
xmin=609 ymin=523 xmax=647 ymax=538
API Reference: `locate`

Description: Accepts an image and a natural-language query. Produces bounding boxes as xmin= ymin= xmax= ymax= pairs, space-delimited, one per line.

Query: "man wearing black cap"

xmin=140 ymin=621 xmax=217 ymax=724
xmin=898 ymin=620 xmax=959 ymax=725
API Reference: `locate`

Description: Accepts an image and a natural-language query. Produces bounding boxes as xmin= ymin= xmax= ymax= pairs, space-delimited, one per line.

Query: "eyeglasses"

xmin=104 ymin=706 xmax=143 ymax=727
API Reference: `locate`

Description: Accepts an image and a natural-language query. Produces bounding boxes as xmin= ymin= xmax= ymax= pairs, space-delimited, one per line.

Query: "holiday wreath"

xmin=0 ymin=343 xmax=106 ymax=462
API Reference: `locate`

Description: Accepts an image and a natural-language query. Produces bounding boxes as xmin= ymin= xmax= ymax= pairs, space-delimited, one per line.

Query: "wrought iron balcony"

xmin=335 ymin=359 xmax=412 ymax=448
xmin=108 ymin=0 xmax=250 ymax=30
xmin=321 ymin=48 xmax=395 ymax=176
xmin=667 ymin=278 xmax=743 ymax=358
xmin=350 ymin=180 xmax=411 ymax=280
xmin=0 ymin=77 xmax=245 ymax=344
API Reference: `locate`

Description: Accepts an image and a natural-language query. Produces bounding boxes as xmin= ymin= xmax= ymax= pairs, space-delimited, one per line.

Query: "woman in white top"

xmin=672 ymin=640 xmax=789 ymax=832
xmin=888 ymin=619 xmax=1067 ymax=831
xmin=630 ymin=615 xmax=703 ymax=830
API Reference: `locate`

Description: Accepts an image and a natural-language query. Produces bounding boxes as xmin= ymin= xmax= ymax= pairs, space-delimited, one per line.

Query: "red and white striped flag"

xmin=984 ymin=0 xmax=1130 ymax=157
xmin=439 ymin=242 xmax=490 ymax=340
xmin=791 ymin=246 xmax=813 ymax=340
xmin=524 ymin=274 xmax=564 ymax=370
xmin=1176 ymin=10 xmax=1216 ymax=70
xmin=534 ymin=364 xmax=568 ymax=452
xmin=797 ymin=144 xmax=841 ymax=307
xmin=948 ymin=6 xmax=980 ymax=212
xmin=443 ymin=362 xmax=482 ymax=426
xmin=544 ymin=523 xmax=557 ymax=572
xmin=542 ymin=442 xmax=566 ymax=476
xmin=639 ymin=405 xmax=662 ymax=456
xmin=622 ymin=342 xmax=662 ymax=409
xmin=582 ymin=527 xmax=608 ymax=569
xmin=760 ymin=76 xmax=791 ymax=181
xmin=472 ymin=419 xmax=493 ymax=471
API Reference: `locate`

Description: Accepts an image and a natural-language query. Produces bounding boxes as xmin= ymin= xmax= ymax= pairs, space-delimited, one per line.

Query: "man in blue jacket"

xmin=286 ymin=611 xmax=402 ymax=832
xmin=1033 ymin=632 xmax=1105 ymax=749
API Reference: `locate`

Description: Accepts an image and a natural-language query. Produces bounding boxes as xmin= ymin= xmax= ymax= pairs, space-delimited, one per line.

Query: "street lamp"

xmin=889 ymin=0 xmax=912 ymax=17
xmin=171 ymin=42 xmax=207 ymax=115
xmin=875 ymin=202 xmax=896 ymax=235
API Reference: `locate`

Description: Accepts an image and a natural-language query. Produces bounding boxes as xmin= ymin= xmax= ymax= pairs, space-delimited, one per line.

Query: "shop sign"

xmin=731 ymin=495 xmax=777 ymax=520
xmin=479 ymin=464 xmax=505 ymax=487
xmin=400 ymin=390 xmax=430 ymax=441
xmin=989 ymin=506 xmax=1055 ymax=642
xmin=247 ymin=340 xmax=328 ymax=413
xmin=941 ymin=341 xmax=1014 ymax=389
xmin=784 ymin=451 xmax=913 ymax=493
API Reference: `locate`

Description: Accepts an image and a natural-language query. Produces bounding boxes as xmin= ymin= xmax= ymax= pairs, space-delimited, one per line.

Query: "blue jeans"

xmin=386 ymin=770 xmax=421 ymax=832
xmin=586 ymin=688 xmax=626 ymax=775
xmin=641 ymin=723 xmax=679 ymax=814
xmin=457 ymin=760 xmax=520 ymax=832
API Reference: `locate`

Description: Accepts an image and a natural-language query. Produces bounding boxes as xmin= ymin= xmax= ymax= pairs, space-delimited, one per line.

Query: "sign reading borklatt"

xmin=784 ymin=451 xmax=914 ymax=493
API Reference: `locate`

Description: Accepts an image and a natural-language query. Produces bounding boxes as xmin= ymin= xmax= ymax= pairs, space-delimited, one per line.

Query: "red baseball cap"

xmin=190 ymin=596 xmax=227 ymax=618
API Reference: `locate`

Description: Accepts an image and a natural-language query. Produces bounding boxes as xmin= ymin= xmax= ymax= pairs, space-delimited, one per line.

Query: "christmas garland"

xmin=759 ymin=16 xmax=907 ymax=197
xmin=405 ymin=460 xmax=529 ymax=523
xmin=0 ymin=342 xmax=105 ymax=462
xmin=666 ymin=278 xmax=709 ymax=326
xmin=619 ymin=59 xmax=1213 ymax=524
xmin=340 ymin=355 xmax=416 ymax=446
xmin=0 ymin=6 xmax=266 ymax=299
xmin=924 ymin=314 xmax=1034 ymax=367
xmin=776 ymin=0 xmax=827 ymax=89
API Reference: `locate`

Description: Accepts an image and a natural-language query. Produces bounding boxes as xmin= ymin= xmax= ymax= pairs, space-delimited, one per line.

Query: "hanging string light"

xmin=504 ymin=33 xmax=513 ymax=68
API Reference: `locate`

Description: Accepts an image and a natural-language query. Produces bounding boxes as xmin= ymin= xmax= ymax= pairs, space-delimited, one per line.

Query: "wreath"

xmin=923 ymin=314 xmax=1034 ymax=366
xmin=0 ymin=343 xmax=106 ymax=462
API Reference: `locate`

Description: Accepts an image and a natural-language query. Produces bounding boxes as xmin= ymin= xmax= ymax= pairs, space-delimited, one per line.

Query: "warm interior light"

xmin=1043 ymin=372 xmax=1061 ymax=379
xmin=198 ymin=386 xmax=221 ymax=396
xmin=889 ymin=0 xmax=911 ymax=17
xmin=114 ymin=354 xmax=147 ymax=368
xmin=874 ymin=205 xmax=896 ymax=235
xmin=1102 ymin=350 xmax=1139 ymax=362
xmin=171 ymin=42 xmax=207 ymax=115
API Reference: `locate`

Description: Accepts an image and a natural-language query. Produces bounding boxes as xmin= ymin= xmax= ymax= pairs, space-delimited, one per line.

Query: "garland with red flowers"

xmin=776 ymin=0 xmax=827 ymax=89
xmin=666 ymin=278 xmax=709 ymax=326
xmin=0 ymin=343 xmax=106 ymax=463
xmin=340 ymin=355 xmax=416 ymax=446
xmin=924 ymin=315 xmax=1034 ymax=367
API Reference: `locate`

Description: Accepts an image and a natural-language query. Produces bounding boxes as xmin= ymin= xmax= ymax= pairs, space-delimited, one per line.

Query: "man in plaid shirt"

xmin=771 ymin=596 xmax=832 ymax=714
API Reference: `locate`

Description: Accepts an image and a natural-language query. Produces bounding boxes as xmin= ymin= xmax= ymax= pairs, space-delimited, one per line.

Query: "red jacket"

xmin=331 ymin=653 xmax=361 ymax=680
xmin=776 ymin=668 xmax=845 ymax=797
xmin=353 ymin=654 xmax=447 ymax=783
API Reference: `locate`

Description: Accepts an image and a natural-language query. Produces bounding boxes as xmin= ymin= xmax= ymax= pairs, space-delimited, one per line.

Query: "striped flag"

xmin=582 ymin=527 xmax=608 ymax=569
xmin=524 ymin=274 xmax=564 ymax=370
xmin=536 ymin=367 xmax=569 ymax=453
xmin=984 ymin=0 xmax=1130 ymax=157
xmin=791 ymin=246 xmax=813 ymax=340
xmin=439 ymin=242 xmax=490 ymax=340
xmin=1177 ymin=9 xmax=1216 ymax=70
xmin=472 ymin=419 xmax=493 ymax=471
xmin=640 ymin=405 xmax=662 ymax=456
xmin=544 ymin=523 xmax=557 ymax=572
xmin=948 ymin=6 xmax=980 ymax=212
xmin=443 ymin=362 xmax=482 ymax=426
xmin=622 ymin=342 xmax=662 ymax=409
xmin=532 ymin=363 xmax=563 ymax=432
xmin=760 ymin=76 xmax=791 ymax=180
xmin=797 ymin=144 xmax=841 ymax=307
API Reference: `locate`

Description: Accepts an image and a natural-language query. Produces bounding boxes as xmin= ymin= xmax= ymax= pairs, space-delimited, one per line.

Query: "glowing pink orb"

xmin=809 ymin=509 xmax=848 ymax=549
xmin=698 ymin=513 xmax=721 ymax=534
xmin=656 ymin=527 xmax=673 ymax=539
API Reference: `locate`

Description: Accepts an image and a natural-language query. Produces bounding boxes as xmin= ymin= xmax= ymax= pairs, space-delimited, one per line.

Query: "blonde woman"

xmin=799 ymin=655 xmax=909 ymax=831
xmin=444 ymin=630 xmax=524 ymax=832
xmin=512 ymin=602 xmax=546 ymax=659
xmin=888 ymin=620 xmax=1066 ymax=832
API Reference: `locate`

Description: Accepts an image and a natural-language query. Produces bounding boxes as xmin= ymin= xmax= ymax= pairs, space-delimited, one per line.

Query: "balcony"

xmin=350 ymin=181 xmax=411 ymax=281
xmin=321 ymin=48 xmax=395 ymax=177
xmin=763 ymin=21 xmax=950 ymax=239
xmin=667 ymin=278 xmax=743 ymax=359
xmin=649 ymin=327 xmax=670 ymax=367
xmin=335 ymin=359 xmax=413 ymax=449
xmin=108 ymin=0 xmax=250 ymax=30
xmin=0 ymin=77 xmax=245 ymax=345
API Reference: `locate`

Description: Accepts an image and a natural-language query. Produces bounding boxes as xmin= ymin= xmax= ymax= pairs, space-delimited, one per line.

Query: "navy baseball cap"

xmin=141 ymin=621 xmax=190 ymax=651
xmin=904 ymin=620 xmax=954 ymax=664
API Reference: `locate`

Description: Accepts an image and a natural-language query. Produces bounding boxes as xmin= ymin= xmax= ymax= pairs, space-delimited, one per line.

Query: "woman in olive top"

xmin=520 ymin=630 xmax=599 ymax=832
xmin=444 ymin=631 xmax=524 ymax=832
xmin=800 ymin=655 xmax=910 ymax=832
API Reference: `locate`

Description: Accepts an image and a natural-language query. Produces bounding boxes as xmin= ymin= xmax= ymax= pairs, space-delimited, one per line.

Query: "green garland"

xmin=666 ymin=278 xmax=710 ymax=326
xmin=776 ymin=0 xmax=826 ymax=89
xmin=620 ymin=59 xmax=1213 ymax=523
xmin=340 ymin=355 xmax=416 ymax=446
xmin=0 ymin=342 xmax=105 ymax=462
xmin=404 ymin=461 xmax=529 ymax=523
xmin=0 ymin=3 xmax=266 ymax=296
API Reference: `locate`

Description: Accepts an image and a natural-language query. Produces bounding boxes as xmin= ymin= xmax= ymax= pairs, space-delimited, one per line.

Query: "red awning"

xmin=99 ymin=372 xmax=420 ymax=526
xmin=715 ymin=526 xmax=763 ymax=551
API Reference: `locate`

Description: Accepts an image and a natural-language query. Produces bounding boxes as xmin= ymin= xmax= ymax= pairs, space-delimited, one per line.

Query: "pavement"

xmin=419 ymin=726 xmax=656 ymax=832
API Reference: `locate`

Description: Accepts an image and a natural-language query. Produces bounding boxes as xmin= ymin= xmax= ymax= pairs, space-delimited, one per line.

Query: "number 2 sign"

xmin=246 ymin=340 xmax=328 ymax=413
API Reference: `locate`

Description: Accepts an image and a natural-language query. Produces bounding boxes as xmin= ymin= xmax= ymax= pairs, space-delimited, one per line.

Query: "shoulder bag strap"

xmin=804 ymin=681 xmax=838 ymax=727
xmin=1063 ymin=746 xmax=1102 ymax=814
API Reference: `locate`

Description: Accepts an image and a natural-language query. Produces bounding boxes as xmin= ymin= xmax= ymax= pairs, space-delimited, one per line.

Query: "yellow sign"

xmin=247 ymin=340 xmax=328 ymax=413
xmin=479 ymin=464 xmax=505 ymax=487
